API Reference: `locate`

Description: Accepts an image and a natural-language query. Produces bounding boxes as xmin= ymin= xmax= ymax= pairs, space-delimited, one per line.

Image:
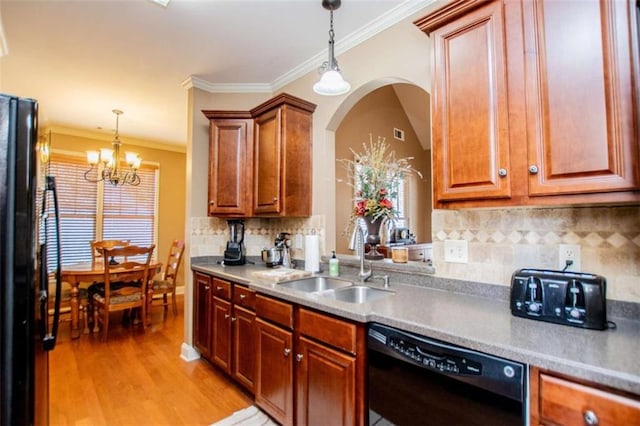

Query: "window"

xmin=45 ymin=152 xmax=159 ymax=268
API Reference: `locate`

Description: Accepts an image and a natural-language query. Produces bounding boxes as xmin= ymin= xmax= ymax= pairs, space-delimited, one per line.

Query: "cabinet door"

xmin=295 ymin=336 xmax=356 ymax=426
xmin=253 ymin=108 xmax=282 ymax=215
xmin=255 ymin=318 xmax=293 ymax=426
xmin=193 ymin=272 xmax=212 ymax=359
xmin=232 ymin=305 xmax=255 ymax=392
xmin=523 ymin=0 xmax=640 ymax=196
xmin=530 ymin=367 xmax=640 ymax=426
xmin=208 ymin=119 xmax=253 ymax=216
xmin=431 ymin=0 xmax=512 ymax=203
xmin=211 ymin=297 xmax=232 ymax=374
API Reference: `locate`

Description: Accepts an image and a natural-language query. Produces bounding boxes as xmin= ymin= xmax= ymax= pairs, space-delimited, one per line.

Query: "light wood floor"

xmin=49 ymin=295 xmax=253 ymax=425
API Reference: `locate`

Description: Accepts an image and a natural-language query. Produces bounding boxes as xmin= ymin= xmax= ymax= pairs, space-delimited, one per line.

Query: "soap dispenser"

xmin=329 ymin=251 xmax=339 ymax=276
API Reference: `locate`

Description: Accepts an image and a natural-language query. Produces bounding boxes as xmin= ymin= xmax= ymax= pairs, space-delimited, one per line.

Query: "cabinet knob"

xmin=216 ymin=286 xmax=223 ymax=291
xmin=209 ymin=200 xmax=215 ymax=206
xmin=583 ymin=410 xmax=598 ymax=426
xmin=239 ymin=294 xmax=246 ymax=299
xmin=273 ymin=196 xmax=278 ymax=203
xmin=529 ymin=165 xmax=539 ymax=174
xmin=283 ymin=348 xmax=291 ymax=357
xmin=224 ymin=314 xmax=230 ymax=319
xmin=231 ymin=317 xmax=237 ymax=322
xmin=296 ymin=354 xmax=303 ymax=362
xmin=204 ymin=286 xmax=209 ymax=291
xmin=498 ymin=168 xmax=507 ymax=177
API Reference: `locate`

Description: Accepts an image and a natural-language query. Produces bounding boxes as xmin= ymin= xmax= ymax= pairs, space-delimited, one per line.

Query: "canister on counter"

xmin=391 ymin=246 xmax=408 ymax=263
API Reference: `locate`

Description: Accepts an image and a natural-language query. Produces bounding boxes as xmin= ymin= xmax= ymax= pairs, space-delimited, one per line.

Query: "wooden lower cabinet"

xmin=296 ymin=336 xmax=356 ymax=426
xmin=232 ymin=304 xmax=256 ymax=391
xmin=211 ymin=297 xmax=232 ymax=372
xmin=255 ymin=317 xmax=294 ymax=425
xmin=193 ymin=272 xmax=212 ymax=359
xmin=254 ymin=294 xmax=365 ymax=426
xmin=530 ymin=366 xmax=640 ymax=426
xmin=193 ymin=273 xmax=256 ymax=393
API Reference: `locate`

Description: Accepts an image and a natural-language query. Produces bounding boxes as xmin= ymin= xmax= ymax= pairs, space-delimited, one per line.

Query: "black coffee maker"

xmin=223 ymin=219 xmax=246 ymax=265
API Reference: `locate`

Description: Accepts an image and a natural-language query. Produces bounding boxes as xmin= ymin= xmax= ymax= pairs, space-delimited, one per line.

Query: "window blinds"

xmin=47 ymin=152 xmax=158 ymax=268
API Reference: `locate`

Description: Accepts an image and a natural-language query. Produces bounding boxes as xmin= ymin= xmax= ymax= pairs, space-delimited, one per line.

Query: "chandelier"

xmin=313 ymin=0 xmax=351 ymax=96
xmin=84 ymin=109 xmax=141 ymax=186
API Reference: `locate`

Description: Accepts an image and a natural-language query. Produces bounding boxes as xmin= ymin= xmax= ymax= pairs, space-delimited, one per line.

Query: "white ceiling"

xmin=0 ymin=0 xmax=429 ymax=147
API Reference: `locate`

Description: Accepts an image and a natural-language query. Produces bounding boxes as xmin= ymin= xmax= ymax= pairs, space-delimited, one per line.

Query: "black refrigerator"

xmin=0 ymin=94 xmax=62 ymax=425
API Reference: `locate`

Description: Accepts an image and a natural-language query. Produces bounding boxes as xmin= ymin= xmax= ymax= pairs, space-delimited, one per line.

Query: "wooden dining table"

xmin=61 ymin=261 xmax=162 ymax=339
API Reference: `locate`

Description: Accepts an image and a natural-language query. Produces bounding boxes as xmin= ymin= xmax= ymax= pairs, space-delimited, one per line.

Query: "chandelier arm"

xmin=83 ymin=166 xmax=102 ymax=183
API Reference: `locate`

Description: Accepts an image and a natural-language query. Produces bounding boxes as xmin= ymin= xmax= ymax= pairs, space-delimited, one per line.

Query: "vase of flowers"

xmin=339 ymin=135 xmax=421 ymax=260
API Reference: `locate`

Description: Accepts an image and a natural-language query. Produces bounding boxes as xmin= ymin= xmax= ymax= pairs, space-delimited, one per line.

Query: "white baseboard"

xmin=180 ymin=342 xmax=200 ymax=362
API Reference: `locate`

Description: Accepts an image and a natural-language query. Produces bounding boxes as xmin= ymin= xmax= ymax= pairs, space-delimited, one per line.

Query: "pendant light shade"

xmin=313 ymin=0 xmax=351 ymax=96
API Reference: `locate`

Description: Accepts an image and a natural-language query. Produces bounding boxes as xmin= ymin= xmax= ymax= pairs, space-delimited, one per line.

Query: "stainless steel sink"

xmin=320 ymin=286 xmax=394 ymax=304
xmin=278 ymin=276 xmax=354 ymax=293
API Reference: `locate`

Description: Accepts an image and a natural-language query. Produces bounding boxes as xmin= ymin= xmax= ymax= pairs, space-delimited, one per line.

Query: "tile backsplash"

xmin=190 ymin=215 xmax=325 ymax=261
xmin=190 ymin=206 xmax=639 ymax=304
xmin=432 ymin=206 xmax=640 ymax=303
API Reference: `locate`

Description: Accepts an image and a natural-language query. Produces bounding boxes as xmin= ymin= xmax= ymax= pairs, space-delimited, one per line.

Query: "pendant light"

xmin=313 ymin=0 xmax=351 ymax=96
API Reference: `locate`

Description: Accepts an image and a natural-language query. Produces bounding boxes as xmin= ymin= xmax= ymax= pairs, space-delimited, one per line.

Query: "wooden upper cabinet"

xmin=253 ymin=108 xmax=282 ymax=215
xmin=428 ymin=0 xmax=512 ymax=202
xmin=251 ymin=94 xmax=316 ymax=217
xmin=416 ymin=0 xmax=640 ymax=208
xmin=522 ymin=0 xmax=640 ymax=196
xmin=202 ymin=112 xmax=253 ymax=217
xmin=202 ymin=93 xmax=316 ymax=218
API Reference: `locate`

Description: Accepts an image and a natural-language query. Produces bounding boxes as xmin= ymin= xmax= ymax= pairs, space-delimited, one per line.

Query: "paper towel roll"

xmin=304 ymin=235 xmax=320 ymax=272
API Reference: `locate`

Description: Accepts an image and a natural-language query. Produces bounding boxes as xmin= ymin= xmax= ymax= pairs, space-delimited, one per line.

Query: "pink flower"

xmin=379 ymin=198 xmax=393 ymax=209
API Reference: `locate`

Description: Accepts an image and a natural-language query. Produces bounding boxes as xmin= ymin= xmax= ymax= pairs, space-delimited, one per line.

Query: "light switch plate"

xmin=444 ymin=239 xmax=468 ymax=263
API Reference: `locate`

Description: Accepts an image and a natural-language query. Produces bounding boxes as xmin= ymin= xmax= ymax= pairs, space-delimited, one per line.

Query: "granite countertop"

xmin=191 ymin=261 xmax=640 ymax=395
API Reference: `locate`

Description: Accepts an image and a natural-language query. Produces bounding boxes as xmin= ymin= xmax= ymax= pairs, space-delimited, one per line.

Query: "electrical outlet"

xmin=444 ymin=239 xmax=468 ymax=263
xmin=558 ymin=244 xmax=581 ymax=271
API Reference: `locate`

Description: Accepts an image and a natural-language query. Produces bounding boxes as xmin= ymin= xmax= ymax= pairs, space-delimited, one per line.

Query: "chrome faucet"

xmin=355 ymin=226 xmax=373 ymax=282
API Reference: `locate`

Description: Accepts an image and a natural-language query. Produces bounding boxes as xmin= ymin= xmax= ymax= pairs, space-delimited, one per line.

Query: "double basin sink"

xmin=277 ymin=276 xmax=393 ymax=304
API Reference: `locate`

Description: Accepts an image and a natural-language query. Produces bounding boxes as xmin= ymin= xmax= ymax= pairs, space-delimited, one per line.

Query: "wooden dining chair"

xmin=88 ymin=244 xmax=155 ymax=341
xmin=148 ymin=240 xmax=185 ymax=317
xmin=90 ymin=239 xmax=131 ymax=265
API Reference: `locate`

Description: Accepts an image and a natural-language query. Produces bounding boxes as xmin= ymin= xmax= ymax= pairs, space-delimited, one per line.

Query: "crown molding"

xmin=184 ymin=0 xmax=436 ymax=94
xmin=181 ymin=75 xmax=273 ymax=93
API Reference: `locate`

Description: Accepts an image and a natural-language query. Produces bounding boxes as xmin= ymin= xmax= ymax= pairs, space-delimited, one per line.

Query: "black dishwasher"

xmin=368 ymin=323 xmax=526 ymax=426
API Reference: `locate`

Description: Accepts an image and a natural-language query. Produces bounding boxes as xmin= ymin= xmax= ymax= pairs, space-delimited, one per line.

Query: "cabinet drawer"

xmin=538 ymin=373 xmax=640 ymax=425
xmin=212 ymin=278 xmax=232 ymax=300
xmin=255 ymin=294 xmax=293 ymax=329
xmin=233 ymin=285 xmax=256 ymax=310
xmin=298 ymin=308 xmax=357 ymax=355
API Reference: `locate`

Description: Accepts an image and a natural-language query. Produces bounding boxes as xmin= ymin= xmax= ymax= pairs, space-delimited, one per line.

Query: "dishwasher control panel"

xmin=386 ymin=335 xmax=482 ymax=376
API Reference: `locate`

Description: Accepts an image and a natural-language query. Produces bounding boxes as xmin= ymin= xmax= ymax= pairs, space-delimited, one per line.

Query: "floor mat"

xmin=210 ymin=405 xmax=278 ymax=426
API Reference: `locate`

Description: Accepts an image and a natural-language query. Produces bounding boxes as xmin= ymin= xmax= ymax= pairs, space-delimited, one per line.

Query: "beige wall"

xmin=334 ymin=84 xmax=431 ymax=254
xmin=48 ymin=128 xmax=187 ymax=285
